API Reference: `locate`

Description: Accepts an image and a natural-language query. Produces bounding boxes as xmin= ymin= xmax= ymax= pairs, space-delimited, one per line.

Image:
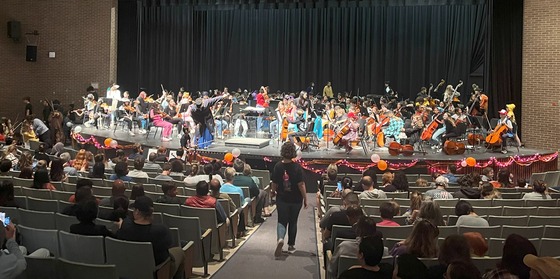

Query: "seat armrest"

xmin=201 ymin=228 xmax=212 ymax=240
xmin=182 ymin=241 xmax=194 ymax=278
xmin=155 ymin=257 xmax=172 ymax=279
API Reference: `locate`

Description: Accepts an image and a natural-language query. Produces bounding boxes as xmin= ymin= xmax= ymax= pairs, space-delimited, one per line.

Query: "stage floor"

xmin=78 ymin=126 xmax=552 ymax=163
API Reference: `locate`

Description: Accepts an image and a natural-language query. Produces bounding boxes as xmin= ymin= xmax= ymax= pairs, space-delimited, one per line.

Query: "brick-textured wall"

xmin=0 ymin=0 xmax=114 ymax=119
xmin=523 ymin=0 xmax=560 ymax=152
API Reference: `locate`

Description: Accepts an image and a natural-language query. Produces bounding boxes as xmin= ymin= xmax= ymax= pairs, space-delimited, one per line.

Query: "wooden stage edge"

xmin=78 ymin=127 xmax=558 ymax=177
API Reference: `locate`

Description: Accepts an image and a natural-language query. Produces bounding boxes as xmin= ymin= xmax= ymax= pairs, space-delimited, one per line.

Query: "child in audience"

xmin=377 ymin=201 xmax=400 ymax=227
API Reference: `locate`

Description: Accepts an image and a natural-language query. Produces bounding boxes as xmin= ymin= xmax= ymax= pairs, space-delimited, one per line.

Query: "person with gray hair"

xmin=232 ymin=159 xmax=268 ymax=223
xmin=59 ymin=152 xmax=77 ymax=176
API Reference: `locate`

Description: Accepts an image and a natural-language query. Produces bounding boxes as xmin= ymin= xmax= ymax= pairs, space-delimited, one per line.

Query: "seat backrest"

xmin=525 ymin=199 xmax=558 ymax=207
xmin=473 ymin=206 xmax=503 ymax=216
xmin=543 ymin=171 xmax=560 ymax=187
xmin=419 ymin=257 xmax=439 ymax=267
xmin=462 ymin=199 xmax=493 ymax=207
xmin=503 ymin=206 xmax=536 ymax=216
xmin=544 ymin=225 xmax=560 ymax=238
xmin=59 ymin=231 xmax=105 ymax=264
xmin=500 ymin=192 xmax=522 ymax=199
xmin=104 ymin=237 xmax=157 ymax=279
xmin=94 ymin=218 xmax=119 ymax=233
xmin=55 ymin=212 xmax=77 ymax=232
xmin=472 ymin=256 xmax=502 ymax=274
xmin=331 ymin=225 xmax=354 ymax=244
xmin=21 ymin=256 xmax=57 ymax=279
xmin=27 ymin=197 xmax=59 ymax=212
xmin=376 ymin=225 xmax=413 ymax=240
xmin=22 ymin=187 xmax=52 ymax=199
xmin=162 ymin=214 xmax=212 ymax=267
xmin=487 ymin=215 xmax=528 ymax=226
xmin=433 ymin=199 xmax=459 ymax=207
xmin=92 ymin=186 xmax=113 ymax=197
xmin=492 ymin=199 xmax=523 ymax=207
xmin=539 ymin=238 xmax=560 ymax=257
xmin=52 ymin=190 xmax=73 ymax=201
xmin=386 ymin=192 xmax=408 ymax=199
xmin=0 ymin=206 xmax=20 ymax=225
xmin=18 ymin=224 xmax=59 ymax=257
xmin=360 ymin=198 xmax=390 ymax=207
xmin=57 ymin=258 xmax=118 ymax=279
xmin=13 ymin=177 xmax=34 ymax=187
xmin=57 ymin=200 xmax=74 ymax=213
xmin=501 ymin=225 xmax=544 ymax=239
xmin=438 ymin=226 xmax=459 ymax=238
xmin=228 ymin=192 xmax=243 ymax=208
xmin=536 ymin=206 xmax=560 ymax=216
xmin=180 ymin=205 xmax=218 ymax=230
xmin=362 ymin=205 xmax=380 ymax=216
xmin=154 ymin=202 xmax=181 ymax=216
xmin=529 ymin=172 xmax=547 ymax=185
xmin=528 ymin=216 xmax=560 ymax=226
xmin=18 ymin=208 xmax=56 ymax=229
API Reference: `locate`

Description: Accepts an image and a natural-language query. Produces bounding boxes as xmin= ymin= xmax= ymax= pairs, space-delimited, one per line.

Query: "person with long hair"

xmin=413 ymin=201 xmax=446 ymax=226
xmin=496 ymin=168 xmax=514 ymax=188
xmin=49 ymin=158 xmax=67 ymax=182
xmin=33 ymin=168 xmax=56 ymax=190
xmin=483 ymin=234 xmax=537 ymax=279
xmin=390 ymin=219 xmax=439 ymax=258
xmin=522 ymin=180 xmax=552 ymax=200
xmin=17 ymin=151 xmax=34 ymax=171
xmin=89 ymin=162 xmax=105 ymax=179
xmin=18 ymin=167 xmax=33 ymax=179
xmin=271 ymin=142 xmax=308 ymax=258
xmin=403 ymin=191 xmax=423 ymax=225
xmin=72 ymin=149 xmax=88 ymax=172
xmin=2 ymin=144 xmax=19 ymax=168
xmin=428 ymin=234 xmax=477 ymax=279
xmin=392 ymin=171 xmax=409 ymax=192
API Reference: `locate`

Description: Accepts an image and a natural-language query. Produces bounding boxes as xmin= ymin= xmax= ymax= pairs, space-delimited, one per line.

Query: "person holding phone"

xmin=0 ymin=222 xmax=26 ymax=278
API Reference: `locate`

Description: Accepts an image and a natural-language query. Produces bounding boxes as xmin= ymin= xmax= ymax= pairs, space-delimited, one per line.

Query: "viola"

xmin=388 ymin=141 xmax=414 ymax=156
xmin=443 ymin=140 xmax=466 ymax=155
xmin=485 ymin=123 xmax=508 ymax=146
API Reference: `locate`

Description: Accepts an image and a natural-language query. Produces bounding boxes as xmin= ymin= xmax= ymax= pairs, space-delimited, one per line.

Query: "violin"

xmin=443 ymin=140 xmax=466 ymax=155
xmin=124 ymin=105 xmax=136 ymax=113
xmin=388 ymin=141 xmax=414 ymax=156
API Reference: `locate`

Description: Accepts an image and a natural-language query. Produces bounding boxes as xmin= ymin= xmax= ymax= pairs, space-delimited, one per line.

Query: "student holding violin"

xmin=163 ymin=99 xmax=185 ymax=139
xmin=149 ymin=103 xmax=174 ymax=142
xmin=117 ymin=99 xmax=145 ymax=136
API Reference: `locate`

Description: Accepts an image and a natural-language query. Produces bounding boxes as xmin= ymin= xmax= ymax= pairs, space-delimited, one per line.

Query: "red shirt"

xmin=377 ymin=219 xmax=400 ymax=227
xmin=256 ymin=93 xmax=269 ymax=108
xmin=185 ymin=195 xmax=216 ymax=208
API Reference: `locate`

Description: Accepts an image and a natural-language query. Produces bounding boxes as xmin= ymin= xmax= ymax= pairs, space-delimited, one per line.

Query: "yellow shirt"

xmin=323 ymin=85 xmax=333 ymax=98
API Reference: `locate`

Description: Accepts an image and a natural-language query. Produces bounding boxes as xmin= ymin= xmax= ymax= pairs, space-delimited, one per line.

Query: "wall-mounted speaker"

xmin=7 ymin=21 xmax=21 ymax=42
xmin=26 ymin=45 xmax=37 ymax=62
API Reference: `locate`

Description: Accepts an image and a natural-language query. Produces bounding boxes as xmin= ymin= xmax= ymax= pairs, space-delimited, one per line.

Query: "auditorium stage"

xmin=75 ymin=126 xmax=558 ymax=179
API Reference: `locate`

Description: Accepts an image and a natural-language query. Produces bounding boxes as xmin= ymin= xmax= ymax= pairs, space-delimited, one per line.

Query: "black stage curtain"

xmin=118 ymin=0 xmax=522 ymax=130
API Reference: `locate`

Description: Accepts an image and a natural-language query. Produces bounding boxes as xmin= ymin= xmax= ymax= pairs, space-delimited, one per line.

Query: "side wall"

xmin=0 ymin=0 xmax=115 ymax=119
xmin=523 ymin=0 xmax=560 ymax=152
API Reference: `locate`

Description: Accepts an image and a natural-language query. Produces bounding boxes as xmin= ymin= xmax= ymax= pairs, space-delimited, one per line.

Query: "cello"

xmin=443 ymin=140 xmax=466 ymax=155
xmin=420 ymin=112 xmax=442 ymax=141
xmin=485 ymin=123 xmax=509 ymax=147
xmin=280 ymin=118 xmax=289 ymax=141
xmin=333 ymin=124 xmax=350 ymax=146
xmin=388 ymin=142 xmax=415 ymax=156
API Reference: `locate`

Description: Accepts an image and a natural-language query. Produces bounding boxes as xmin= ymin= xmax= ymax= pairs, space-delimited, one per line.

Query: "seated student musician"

xmin=489 ymin=109 xmax=514 ymax=154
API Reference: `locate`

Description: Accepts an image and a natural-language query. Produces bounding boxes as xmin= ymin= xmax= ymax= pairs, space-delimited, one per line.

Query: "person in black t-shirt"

xmin=271 ymin=142 xmax=308 ymax=258
xmin=338 ymin=235 xmax=393 ymax=279
xmin=116 ymin=196 xmax=185 ymax=277
xmin=23 ymin=97 xmax=32 ymax=116
xmin=70 ymin=199 xmax=114 ymax=237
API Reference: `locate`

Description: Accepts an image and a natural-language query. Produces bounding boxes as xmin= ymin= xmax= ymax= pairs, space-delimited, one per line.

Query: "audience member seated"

xmin=3 ymin=145 xmax=19 ymax=168
xmin=99 ymin=179 xmax=127 ymax=207
xmin=412 ymin=201 xmax=446 ymax=226
xmin=322 ymin=201 xmax=362 ymax=249
xmin=169 ymin=160 xmax=184 ymax=177
xmin=17 ymin=152 xmax=33 ymax=173
xmin=522 ymin=179 xmax=551 ymax=200
xmin=331 ymin=176 xmax=353 ymax=198
xmin=390 ymin=219 xmax=439 ymax=258
xmin=446 ymin=261 xmax=482 ymax=279
xmin=328 ymin=216 xmax=385 ymax=278
xmin=69 ymin=178 xmax=94 ymax=203
xmin=428 ymin=234 xmax=476 ymax=279
xmin=380 ymin=172 xmax=396 ymax=192
xmin=480 ymin=167 xmax=494 ymax=182
xmin=116 ymin=196 xmax=185 ymax=278
xmin=0 ymin=180 xmax=17 ymax=207
xmin=0 ymin=159 xmax=12 ymax=176
xmin=393 ymin=253 xmax=429 ymax=279
xmin=317 ymin=163 xmax=339 ymax=208
xmin=49 ymin=157 xmax=67 ymax=182
xmin=482 ymin=234 xmax=537 ymax=279
xmin=18 ymin=167 xmax=33 ymax=179
xmin=59 ymin=152 xmax=77 ymax=176
xmin=72 ymin=149 xmax=89 ymax=173
xmin=480 ymin=182 xmax=501 ymax=199
xmin=108 ymin=149 xmax=127 ymax=169
xmin=220 ymin=167 xmax=246 ymax=202
xmin=338 ymin=235 xmax=393 ymax=279
xmin=453 ymin=172 xmax=482 ymax=199
xmin=127 ymin=144 xmax=143 ymax=160
xmin=455 ymin=200 xmax=489 ymax=227
xmin=62 ymin=186 xmax=95 ymax=216
xmin=104 ymin=196 xmax=130 ymax=221
xmin=185 ymin=181 xmax=227 ymax=224
xmin=127 ymin=157 xmax=149 ymax=179
xmin=209 ymin=178 xmax=236 ymax=214
xmin=153 ymin=146 xmax=168 ymax=163
xmin=496 ymin=168 xmax=514 ymax=188
xmin=168 ymin=149 xmax=185 ymax=164
xmin=403 ymin=191 xmax=423 ymax=225
xmin=109 ymin=162 xmax=132 ymax=182
xmin=232 ymin=159 xmax=268 ymax=223
xmin=377 ymin=201 xmax=400 ymax=227
xmin=130 ymin=185 xmax=145 ymax=200
xmin=33 ymin=143 xmax=50 ymax=165
xmin=143 ymin=152 xmax=163 ymax=172
xmin=0 ymin=222 xmax=27 ymax=279
xmin=70 ymin=199 xmax=114 ymax=237
xmin=392 ymin=172 xmax=410 ymax=193
xmin=33 ymin=168 xmax=56 ymax=190
xmin=359 ymin=176 xmax=387 ymax=199
xmin=415 ymin=178 xmax=429 ymax=187
xmin=425 ymin=176 xmax=454 ymax=200
xmin=156 ymin=181 xmax=182 ymax=204
xmin=463 ymin=232 xmax=489 ymax=257
xmin=320 ymin=188 xmax=353 ymax=229
xmin=184 ymin=163 xmax=223 ymax=186
xmin=154 ymin=163 xmax=174 ymax=181
xmin=89 ymin=161 xmax=106 ymax=179
xmin=442 ymin=165 xmax=459 ymax=184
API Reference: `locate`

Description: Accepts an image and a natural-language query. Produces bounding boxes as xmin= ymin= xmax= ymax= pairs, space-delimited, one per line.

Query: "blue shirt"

xmin=109 ymin=174 xmax=133 ymax=182
xmin=220 ymin=182 xmax=244 ymax=200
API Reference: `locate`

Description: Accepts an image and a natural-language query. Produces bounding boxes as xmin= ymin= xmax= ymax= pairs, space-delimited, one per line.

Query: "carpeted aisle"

xmin=211 ymin=193 xmax=320 ymax=279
